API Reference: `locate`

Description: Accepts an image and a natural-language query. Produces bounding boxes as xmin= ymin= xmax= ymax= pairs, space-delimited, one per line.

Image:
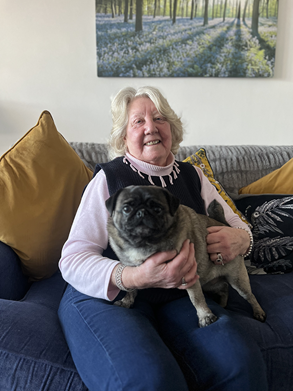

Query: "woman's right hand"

xmin=120 ymin=239 xmax=199 ymax=291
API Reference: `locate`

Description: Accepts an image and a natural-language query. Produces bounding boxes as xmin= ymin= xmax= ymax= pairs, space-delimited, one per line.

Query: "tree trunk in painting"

xmin=237 ymin=1 xmax=241 ymax=21
xmin=190 ymin=0 xmax=194 ymax=19
xmin=124 ymin=0 xmax=129 ymax=22
xmin=243 ymin=0 xmax=248 ymax=22
xmin=251 ymin=0 xmax=260 ymax=36
xmin=223 ymin=0 xmax=228 ymax=21
xmin=153 ymin=0 xmax=157 ymax=17
xmin=203 ymin=0 xmax=209 ymax=26
xmin=135 ymin=0 xmax=143 ymax=31
xmin=275 ymin=0 xmax=278 ymax=17
xmin=111 ymin=0 xmax=115 ymax=18
xmin=172 ymin=0 xmax=178 ymax=24
xmin=266 ymin=0 xmax=269 ymax=18
xmin=130 ymin=0 xmax=133 ymax=19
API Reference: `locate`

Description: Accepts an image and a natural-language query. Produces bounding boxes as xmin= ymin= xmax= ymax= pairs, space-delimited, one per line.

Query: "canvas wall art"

xmin=96 ymin=0 xmax=279 ymax=77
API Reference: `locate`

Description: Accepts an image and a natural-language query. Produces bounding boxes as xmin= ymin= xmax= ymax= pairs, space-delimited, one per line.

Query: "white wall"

xmin=0 ymin=0 xmax=292 ymax=157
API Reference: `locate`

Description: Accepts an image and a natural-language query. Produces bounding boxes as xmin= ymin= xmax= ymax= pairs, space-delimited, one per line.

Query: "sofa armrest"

xmin=0 ymin=241 xmax=30 ymax=300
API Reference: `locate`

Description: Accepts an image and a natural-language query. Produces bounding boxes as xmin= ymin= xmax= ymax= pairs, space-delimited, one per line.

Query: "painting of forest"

xmin=96 ymin=0 xmax=279 ymax=77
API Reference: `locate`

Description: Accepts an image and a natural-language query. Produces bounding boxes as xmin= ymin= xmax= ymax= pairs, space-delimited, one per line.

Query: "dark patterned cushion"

xmin=235 ymin=195 xmax=293 ymax=273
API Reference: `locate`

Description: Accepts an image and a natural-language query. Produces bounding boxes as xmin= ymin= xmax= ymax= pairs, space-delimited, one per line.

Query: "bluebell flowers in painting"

xmin=96 ymin=0 xmax=278 ymax=77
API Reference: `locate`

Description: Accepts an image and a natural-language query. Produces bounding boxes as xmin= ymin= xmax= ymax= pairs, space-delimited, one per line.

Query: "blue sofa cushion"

xmin=0 ymin=272 xmax=87 ymax=390
xmin=0 ymin=241 xmax=30 ymax=300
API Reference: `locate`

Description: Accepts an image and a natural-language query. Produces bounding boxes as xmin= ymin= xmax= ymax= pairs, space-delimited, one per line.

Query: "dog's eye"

xmin=154 ymin=207 xmax=162 ymax=214
xmin=149 ymin=200 xmax=163 ymax=214
xmin=123 ymin=205 xmax=132 ymax=214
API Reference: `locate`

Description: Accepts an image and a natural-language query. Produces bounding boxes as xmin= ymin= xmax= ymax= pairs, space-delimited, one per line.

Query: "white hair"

xmin=108 ymin=86 xmax=184 ymax=160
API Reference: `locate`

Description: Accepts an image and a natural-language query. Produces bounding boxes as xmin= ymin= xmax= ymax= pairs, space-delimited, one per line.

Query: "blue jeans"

xmin=58 ymin=285 xmax=268 ymax=391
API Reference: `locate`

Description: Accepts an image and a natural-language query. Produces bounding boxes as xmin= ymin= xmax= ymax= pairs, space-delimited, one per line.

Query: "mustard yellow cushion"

xmin=0 ymin=111 xmax=93 ymax=280
xmin=184 ymin=148 xmax=249 ymax=225
xmin=239 ymin=158 xmax=293 ymax=195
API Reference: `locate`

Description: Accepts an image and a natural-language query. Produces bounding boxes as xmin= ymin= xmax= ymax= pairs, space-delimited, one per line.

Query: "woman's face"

xmin=124 ymin=97 xmax=172 ymax=166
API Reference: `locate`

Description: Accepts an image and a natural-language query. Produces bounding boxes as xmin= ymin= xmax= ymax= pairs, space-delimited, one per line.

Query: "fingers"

xmin=177 ymin=262 xmax=199 ymax=290
xmin=169 ymin=239 xmax=192 ymax=270
xmin=211 ymin=252 xmax=226 ymax=266
xmin=206 ymin=226 xmax=225 ymax=247
xmin=206 ymin=226 xmax=223 ymax=234
xmin=208 ymin=246 xmax=230 ymax=265
xmin=206 ymin=227 xmax=226 ymax=258
xmin=150 ymin=249 xmax=178 ymax=266
xmin=207 ymin=226 xmax=248 ymax=264
xmin=137 ymin=240 xmax=199 ymax=290
xmin=207 ymin=226 xmax=232 ymax=265
xmin=175 ymin=240 xmax=199 ymax=290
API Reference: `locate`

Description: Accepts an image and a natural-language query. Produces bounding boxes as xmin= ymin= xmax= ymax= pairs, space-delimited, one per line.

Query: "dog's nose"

xmin=136 ymin=209 xmax=145 ymax=218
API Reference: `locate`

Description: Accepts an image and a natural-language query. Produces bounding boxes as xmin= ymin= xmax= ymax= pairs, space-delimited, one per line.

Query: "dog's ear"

xmin=162 ymin=188 xmax=180 ymax=216
xmin=207 ymin=199 xmax=228 ymax=226
xmin=105 ymin=189 xmax=123 ymax=216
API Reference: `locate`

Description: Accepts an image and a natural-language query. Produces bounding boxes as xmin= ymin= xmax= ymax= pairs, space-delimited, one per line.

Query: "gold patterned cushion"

xmin=0 ymin=111 xmax=93 ymax=280
xmin=183 ymin=148 xmax=249 ymax=225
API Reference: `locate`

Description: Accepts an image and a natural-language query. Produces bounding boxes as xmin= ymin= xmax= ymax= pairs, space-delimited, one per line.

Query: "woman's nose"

xmin=144 ymin=117 xmax=157 ymax=134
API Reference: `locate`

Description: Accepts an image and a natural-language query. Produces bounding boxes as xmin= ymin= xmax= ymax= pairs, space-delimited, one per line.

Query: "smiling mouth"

xmin=145 ymin=140 xmax=160 ymax=146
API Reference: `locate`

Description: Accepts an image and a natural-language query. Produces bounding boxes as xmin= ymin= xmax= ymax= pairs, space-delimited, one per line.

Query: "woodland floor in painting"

xmin=96 ymin=16 xmax=277 ymax=77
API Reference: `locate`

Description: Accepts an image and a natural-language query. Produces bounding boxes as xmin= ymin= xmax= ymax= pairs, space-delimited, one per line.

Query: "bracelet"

xmin=236 ymin=227 xmax=254 ymax=258
xmin=115 ymin=264 xmax=134 ymax=292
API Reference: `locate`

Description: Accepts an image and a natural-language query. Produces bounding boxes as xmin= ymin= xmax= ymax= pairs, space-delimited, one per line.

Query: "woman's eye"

xmin=134 ymin=119 xmax=143 ymax=125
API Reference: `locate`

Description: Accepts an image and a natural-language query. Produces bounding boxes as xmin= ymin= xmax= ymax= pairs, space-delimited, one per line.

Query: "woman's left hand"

xmin=206 ymin=226 xmax=250 ymax=265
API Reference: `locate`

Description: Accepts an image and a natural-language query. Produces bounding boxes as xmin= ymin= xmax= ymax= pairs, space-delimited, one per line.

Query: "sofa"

xmin=1 ymin=112 xmax=293 ymax=390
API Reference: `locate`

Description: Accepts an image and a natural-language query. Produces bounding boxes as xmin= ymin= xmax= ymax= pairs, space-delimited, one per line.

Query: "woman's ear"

xmin=124 ymin=135 xmax=128 ymax=150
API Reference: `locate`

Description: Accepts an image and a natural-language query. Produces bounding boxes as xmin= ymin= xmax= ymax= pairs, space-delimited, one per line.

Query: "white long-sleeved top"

xmin=59 ymin=153 xmax=250 ymax=301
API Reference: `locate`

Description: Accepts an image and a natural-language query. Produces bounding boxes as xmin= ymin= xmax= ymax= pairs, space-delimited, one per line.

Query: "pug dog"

xmin=106 ymin=185 xmax=266 ymax=328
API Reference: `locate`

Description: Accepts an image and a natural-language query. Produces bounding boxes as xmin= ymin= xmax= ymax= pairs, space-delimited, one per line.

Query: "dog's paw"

xmin=198 ymin=313 xmax=218 ymax=328
xmin=254 ymin=309 xmax=266 ymax=322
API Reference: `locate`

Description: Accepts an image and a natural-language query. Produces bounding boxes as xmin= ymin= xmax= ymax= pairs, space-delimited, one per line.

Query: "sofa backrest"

xmin=70 ymin=142 xmax=293 ymax=199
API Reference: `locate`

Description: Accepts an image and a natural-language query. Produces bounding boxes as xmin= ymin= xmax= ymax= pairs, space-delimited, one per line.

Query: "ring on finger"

xmin=216 ymin=253 xmax=225 ymax=266
xmin=181 ymin=277 xmax=187 ymax=286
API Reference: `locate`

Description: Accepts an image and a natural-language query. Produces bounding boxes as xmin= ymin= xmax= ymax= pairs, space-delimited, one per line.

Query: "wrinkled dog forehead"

xmin=106 ymin=185 xmax=166 ymax=216
xmin=118 ymin=186 xmax=166 ymax=205
xmin=110 ymin=185 xmax=180 ymax=217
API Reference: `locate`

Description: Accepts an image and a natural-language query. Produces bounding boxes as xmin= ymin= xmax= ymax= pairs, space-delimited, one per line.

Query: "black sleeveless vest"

xmin=95 ymin=157 xmax=205 ymax=213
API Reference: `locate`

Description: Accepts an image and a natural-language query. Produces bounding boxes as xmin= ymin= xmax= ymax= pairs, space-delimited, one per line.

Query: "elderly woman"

xmin=58 ymin=86 xmax=268 ymax=391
